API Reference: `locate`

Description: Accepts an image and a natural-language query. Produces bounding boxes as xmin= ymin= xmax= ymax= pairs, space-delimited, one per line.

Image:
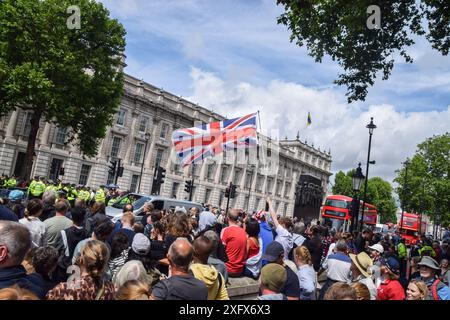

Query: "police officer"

xmin=95 ymin=185 xmax=106 ymax=204
xmin=29 ymin=176 xmax=46 ymax=199
xmin=6 ymin=175 xmax=17 ymax=189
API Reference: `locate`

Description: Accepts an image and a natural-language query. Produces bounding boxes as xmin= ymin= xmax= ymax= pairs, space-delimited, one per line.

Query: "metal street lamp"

xmin=400 ymin=158 xmax=410 ymax=231
xmin=138 ymin=132 xmax=151 ymax=193
xmin=350 ymin=163 xmax=365 ymax=233
xmin=360 ymin=117 xmax=376 ymax=231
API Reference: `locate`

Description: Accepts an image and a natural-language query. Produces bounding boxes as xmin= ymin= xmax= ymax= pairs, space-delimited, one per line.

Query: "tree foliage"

xmin=276 ymin=0 xmax=450 ymax=102
xmin=332 ymin=170 xmax=397 ymax=223
xmin=0 ymin=0 xmax=126 ymax=179
xmin=394 ymin=133 xmax=450 ymax=227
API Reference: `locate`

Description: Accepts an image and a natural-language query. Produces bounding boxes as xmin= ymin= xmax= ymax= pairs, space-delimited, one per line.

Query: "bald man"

xmin=190 ymin=236 xmax=229 ymax=300
xmin=151 ymin=238 xmax=208 ymax=300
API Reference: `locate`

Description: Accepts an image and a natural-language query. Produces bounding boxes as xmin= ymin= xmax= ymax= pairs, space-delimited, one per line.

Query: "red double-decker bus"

xmin=321 ymin=195 xmax=378 ymax=230
xmin=399 ymin=212 xmax=426 ymax=245
xmin=362 ymin=203 xmax=378 ymax=226
xmin=321 ymin=195 xmax=353 ymax=221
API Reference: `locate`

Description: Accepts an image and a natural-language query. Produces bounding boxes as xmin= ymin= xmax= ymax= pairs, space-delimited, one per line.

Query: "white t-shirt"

xmin=20 ymin=217 xmax=46 ymax=247
xmin=275 ymin=225 xmax=293 ymax=260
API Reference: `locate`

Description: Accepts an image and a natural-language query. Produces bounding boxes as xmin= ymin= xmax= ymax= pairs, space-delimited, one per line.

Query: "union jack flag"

xmin=172 ymin=113 xmax=258 ymax=167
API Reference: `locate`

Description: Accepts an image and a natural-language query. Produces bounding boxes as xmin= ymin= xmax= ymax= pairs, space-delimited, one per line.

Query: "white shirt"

xmin=356 ymin=275 xmax=378 ymax=300
xmin=275 ymin=225 xmax=293 ymax=260
xmin=19 ymin=216 xmax=46 ymax=247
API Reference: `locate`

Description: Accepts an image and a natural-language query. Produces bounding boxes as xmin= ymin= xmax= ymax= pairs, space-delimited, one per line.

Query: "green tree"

xmin=0 ymin=0 xmax=126 ymax=180
xmin=331 ymin=170 xmax=353 ymax=196
xmin=332 ymin=170 xmax=397 ymax=223
xmin=276 ymin=1 xmax=450 ymax=102
xmin=394 ymin=133 xmax=450 ymax=227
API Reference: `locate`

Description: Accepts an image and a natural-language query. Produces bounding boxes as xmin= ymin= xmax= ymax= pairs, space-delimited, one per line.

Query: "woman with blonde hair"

xmin=46 ymin=240 xmax=115 ymax=300
xmin=0 ymin=285 xmax=39 ymax=300
xmin=351 ymin=282 xmax=371 ymax=300
xmin=115 ymin=280 xmax=151 ymax=300
xmin=294 ymin=246 xmax=317 ymax=300
xmin=406 ymin=279 xmax=428 ymax=300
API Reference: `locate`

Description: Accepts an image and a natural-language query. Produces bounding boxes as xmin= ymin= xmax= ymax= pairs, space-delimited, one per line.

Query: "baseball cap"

xmin=132 ymin=233 xmax=151 ymax=255
xmin=262 ymin=241 xmax=284 ymax=262
xmin=260 ymin=263 xmax=287 ymax=292
xmin=8 ymin=190 xmax=24 ymax=202
xmin=382 ymin=257 xmax=400 ymax=275
xmin=368 ymin=243 xmax=384 ymax=254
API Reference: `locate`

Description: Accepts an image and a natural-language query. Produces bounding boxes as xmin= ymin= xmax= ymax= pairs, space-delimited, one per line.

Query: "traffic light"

xmin=157 ymin=166 xmax=166 ymax=184
xmin=230 ymin=184 xmax=237 ymax=198
xmin=225 ymin=187 xmax=230 ymax=198
xmin=184 ymin=180 xmax=193 ymax=193
xmin=108 ymin=160 xmax=117 ymax=175
xmin=117 ymin=166 xmax=124 ymax=177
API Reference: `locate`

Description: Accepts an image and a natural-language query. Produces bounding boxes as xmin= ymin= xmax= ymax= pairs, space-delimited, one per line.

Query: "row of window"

xmin=116 ymin=109 xmax=170 ymax=139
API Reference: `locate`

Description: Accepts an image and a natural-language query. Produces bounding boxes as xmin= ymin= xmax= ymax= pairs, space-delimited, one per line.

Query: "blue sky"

xmin=99 ymin=0 xmax=450 ymax=182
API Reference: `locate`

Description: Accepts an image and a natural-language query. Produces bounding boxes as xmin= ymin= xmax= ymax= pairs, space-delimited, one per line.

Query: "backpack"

xmin=430 ymin=278 xmax=446 ymax=301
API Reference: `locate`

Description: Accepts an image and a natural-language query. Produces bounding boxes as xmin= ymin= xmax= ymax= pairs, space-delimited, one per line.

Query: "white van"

xmin=105 ymin=193 xmax=203 ymax=222
xmin=374 ymin=223 xmax=389 ymax=234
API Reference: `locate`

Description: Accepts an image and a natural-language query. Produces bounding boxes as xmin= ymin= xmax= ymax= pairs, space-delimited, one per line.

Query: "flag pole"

xmin=257 ymin=110 xmax=262 ymax=133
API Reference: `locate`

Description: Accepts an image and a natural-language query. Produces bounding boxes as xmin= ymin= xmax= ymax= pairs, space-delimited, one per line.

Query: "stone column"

xmin=124 ymin=112 xmax=139 ymax=163
xmin=39 ymin=123 xmax=51 ymax=147
xmin=145 ymin=117 xmax=160 ymax=169
xmin=5 ymin=109 xmax=19 ymax=138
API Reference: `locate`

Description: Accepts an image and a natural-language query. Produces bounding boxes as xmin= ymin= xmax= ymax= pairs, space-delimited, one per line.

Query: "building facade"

xmin=0 ymin=74 xmax=332 ymax=217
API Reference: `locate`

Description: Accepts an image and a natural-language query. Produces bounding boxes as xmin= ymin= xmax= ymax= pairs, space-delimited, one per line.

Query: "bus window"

xmin=325 ymin=199 xmax=349 ymax=209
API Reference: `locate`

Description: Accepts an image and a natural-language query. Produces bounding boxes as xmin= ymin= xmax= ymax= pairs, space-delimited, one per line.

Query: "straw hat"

xmin=349 ymin=252 xmax=373 ymax=278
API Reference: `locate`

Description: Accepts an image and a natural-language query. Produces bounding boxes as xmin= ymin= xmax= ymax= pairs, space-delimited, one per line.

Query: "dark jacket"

xmin=28 ymin=273 xmax=57 ymax=296
xmin=304 ymin=235 xmax=323 ymax=272
xmin=0 ymin=205 xmax=18 ymax=221
xmin=0 ymin=265 xmax=46 ymax=299
xmin=108 ymin=228 xmax=136 ymax=247
xmin=85 ymin=213 xmax=109 ymax=235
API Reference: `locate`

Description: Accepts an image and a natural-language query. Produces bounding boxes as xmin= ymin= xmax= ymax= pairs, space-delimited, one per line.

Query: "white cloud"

xmin=188 ymin=67 xmax=450 ymax=182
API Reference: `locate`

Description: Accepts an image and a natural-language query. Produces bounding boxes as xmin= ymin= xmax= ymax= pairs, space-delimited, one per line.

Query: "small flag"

xmin=307 ymin=112 xmax=312 ymax=126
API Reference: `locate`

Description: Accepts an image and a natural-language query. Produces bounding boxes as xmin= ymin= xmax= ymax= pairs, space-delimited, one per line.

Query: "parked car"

xmin=105 ymin=193 xmax=203 ymax=222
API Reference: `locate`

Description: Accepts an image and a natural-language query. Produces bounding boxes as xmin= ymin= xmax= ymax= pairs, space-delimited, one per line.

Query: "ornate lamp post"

xmin=360 ymin=117 xmax=377 ymax=231
xmin=350 ymin=163 xmax=365 ymax=233
xmin=138 ymin=132 xmax=151 ymax=193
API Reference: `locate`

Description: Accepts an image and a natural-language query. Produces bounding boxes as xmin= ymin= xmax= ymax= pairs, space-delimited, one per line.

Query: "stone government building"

xmin=0 ymin=74 xmax=332 ymax=217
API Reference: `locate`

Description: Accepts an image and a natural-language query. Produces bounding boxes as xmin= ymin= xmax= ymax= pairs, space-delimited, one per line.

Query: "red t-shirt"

xmin=221 ymin=225 xmax=247 ymax=274
xmin=247 ymin=237 xmax=259 ymax=259
xmin=377 ymin=279 xmax=406 ymax=300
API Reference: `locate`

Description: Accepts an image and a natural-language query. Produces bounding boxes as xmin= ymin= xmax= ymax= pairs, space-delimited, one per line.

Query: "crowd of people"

xmin=0 ymin=178 xmax=449 ymax=300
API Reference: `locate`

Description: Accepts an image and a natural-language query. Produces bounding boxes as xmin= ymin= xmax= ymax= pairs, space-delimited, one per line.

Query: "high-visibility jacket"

xmin=119 ymin=197 xmax=131 ymax=205
xmin=78 ymin=190 xmax=91 ymax=202
xmin=397 ymin=242 xmax=407 ymax=259
xmin=28 ymin=180 xmax=37 ymax=194
xmin=30 ymin=181 xmax=45 ymax=196
xmin=95 ymin=188 xmax=106 ymax=203
xmin=6 ymin=178 xmax=17 ymax=188
xmin=67 ymin=188 xmax=78 ymax=201
xmin=45 ymin=185 xmax=57 ymax=193
xmin=107 ymin=197 xmax=118 ymax=206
